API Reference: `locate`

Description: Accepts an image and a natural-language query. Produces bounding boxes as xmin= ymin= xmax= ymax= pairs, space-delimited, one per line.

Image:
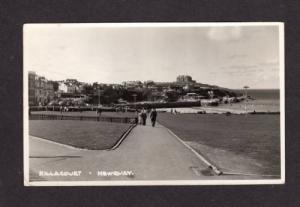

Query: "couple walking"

xmin=138 ymin=108 xmax=157 ymax=127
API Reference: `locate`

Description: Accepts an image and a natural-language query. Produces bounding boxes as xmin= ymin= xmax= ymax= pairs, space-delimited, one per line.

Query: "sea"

xmin=157 ymin=89 xmax=281 ymax=114
xmin=234 ymin=89 xmax=280 ymax=101
xmin=230 ymin=89 xmax=280 ymax=113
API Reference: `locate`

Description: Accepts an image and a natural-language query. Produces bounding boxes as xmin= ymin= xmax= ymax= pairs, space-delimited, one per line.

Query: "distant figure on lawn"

xmin=141 ymin=108 xmax=147 ymax=126
xmin=97 ymin=108 xmax=102 ymax=116
xmin=64 ymin=106 xmax=68 ymax=112
xmin=150 ymin=108 xmax=157 ymax=127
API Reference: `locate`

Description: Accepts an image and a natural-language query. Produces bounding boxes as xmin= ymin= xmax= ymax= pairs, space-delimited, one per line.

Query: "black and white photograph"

xmin=23 ymin=23 xmax=284 ymax=186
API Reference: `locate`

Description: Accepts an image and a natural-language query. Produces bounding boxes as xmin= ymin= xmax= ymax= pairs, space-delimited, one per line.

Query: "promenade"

xmin=28 ymin=118 xmax=261 ymax=183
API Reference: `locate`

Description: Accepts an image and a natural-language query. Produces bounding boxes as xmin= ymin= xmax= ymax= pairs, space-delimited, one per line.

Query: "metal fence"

xmin=29 ymin=114 xmax=138 ymax=124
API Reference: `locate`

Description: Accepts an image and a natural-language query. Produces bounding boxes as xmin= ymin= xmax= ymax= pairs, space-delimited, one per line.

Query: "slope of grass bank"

xmin=158 ymin=113 xmax=280 ymax=175
xmin=29 ymin=120 xmax=132 ymax=150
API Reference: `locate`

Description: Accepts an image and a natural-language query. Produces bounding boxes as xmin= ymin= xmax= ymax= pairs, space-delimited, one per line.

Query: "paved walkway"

xmin=29 ymin=119 xmax=254 ymax=182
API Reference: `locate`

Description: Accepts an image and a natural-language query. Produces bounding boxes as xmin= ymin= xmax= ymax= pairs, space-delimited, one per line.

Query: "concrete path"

xmin=29 ymin=119 xmax=254 ymax=182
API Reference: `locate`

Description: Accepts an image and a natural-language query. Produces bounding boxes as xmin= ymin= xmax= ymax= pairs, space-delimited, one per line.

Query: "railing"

xmin=29 ymin=114 xmax=138 ymax=124
xmin=29 ymin=106 xmax=120 ymax=112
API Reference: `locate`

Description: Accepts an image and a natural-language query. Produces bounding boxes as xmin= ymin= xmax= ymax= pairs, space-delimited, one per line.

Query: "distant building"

xmin=123 ymin=81 xmax=142 ymax=86
xmin=182 ymin=93 xmax=205 ymax=101
xmin=58 ymin=82 xmax=68 ymax=93
xmin=112 ymin=84 xmax=122 ymax=90
xmin=176 ymin=75 xmax=196 ymax=84
xmin=57 ymin=79 xmax=83 ymax=94
xmin=149 ymin=91 xmax=165 ymax=102
xmin=28 ymin=71 xmax=54 ymax=106
xmin=122 ymin=81 xmax=142 ymax=89
xmin=45 ymin=82 xmax=54 ymax=102
xmin=65 ymin=79 xmax=81 ymax=93
xmin=35 ymin=76 xmax=46 ymax=105
xmin=28 ymin=71 xmax=36 ymax=106
xmin=144 ymin=80 xmax=155 ymax=88
xmin=67 ymin=84 xmax=79 ymax=93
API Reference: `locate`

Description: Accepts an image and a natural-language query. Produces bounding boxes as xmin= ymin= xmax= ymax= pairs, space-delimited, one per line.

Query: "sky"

xmin=24 ymin=24 xmax=282 ymax=89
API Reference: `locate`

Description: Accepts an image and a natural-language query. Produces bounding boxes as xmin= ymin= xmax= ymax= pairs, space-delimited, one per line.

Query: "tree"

xmin=82 ymin=84 xmax=94 ymax=95
xmin=102 ymin=87 xmax=120 ymax=105
xmin=165 ymin=90 xmax=179 ymax=102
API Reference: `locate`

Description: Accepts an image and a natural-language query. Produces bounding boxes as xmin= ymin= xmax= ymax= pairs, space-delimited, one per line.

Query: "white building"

xmin=58 ymin=82 xmax=68 ymax=93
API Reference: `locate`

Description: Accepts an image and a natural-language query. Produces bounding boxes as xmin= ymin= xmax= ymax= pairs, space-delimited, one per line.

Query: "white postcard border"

xmin=23 ymin=22 xmax=285 ymax=186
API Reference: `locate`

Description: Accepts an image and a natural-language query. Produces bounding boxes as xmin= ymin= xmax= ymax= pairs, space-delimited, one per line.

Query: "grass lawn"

xmin=29 ymin=120 xmax=132 ymax=150
xmin=31 ymin=111 xmax=137 ymax=118
xmin=157 ymin=113 xmax=280 ymax=175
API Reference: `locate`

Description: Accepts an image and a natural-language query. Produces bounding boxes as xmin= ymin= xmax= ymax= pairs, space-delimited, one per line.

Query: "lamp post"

xmin=98 ymin=86 xmax=101 ymax=107
xmin=132 ymin=94 xmax=137 ymax=110
xmin=243 ymin=86 xmax=249 ymax=114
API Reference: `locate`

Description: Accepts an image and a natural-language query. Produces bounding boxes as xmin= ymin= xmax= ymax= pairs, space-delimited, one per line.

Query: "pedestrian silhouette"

xmin=141 ymin=108 xmax=147 ymax=125
xmin=150 ymin=108 xmax=157 ymax=127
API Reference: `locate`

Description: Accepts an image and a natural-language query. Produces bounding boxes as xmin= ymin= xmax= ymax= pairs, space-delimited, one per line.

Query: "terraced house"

xmin=28 ymin=71 xmax=54 ymax=106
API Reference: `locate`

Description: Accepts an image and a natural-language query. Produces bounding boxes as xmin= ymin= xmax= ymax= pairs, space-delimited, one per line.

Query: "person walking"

xmin=150 ymin=108 xmax=157 ymax=127
xmin=141 ymin=108 xmax=147 ymax=126
xmin=98 ymin=107 xmax=102 ymax=116
xmin=138 ymin=110 xmax=142 ymax=125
